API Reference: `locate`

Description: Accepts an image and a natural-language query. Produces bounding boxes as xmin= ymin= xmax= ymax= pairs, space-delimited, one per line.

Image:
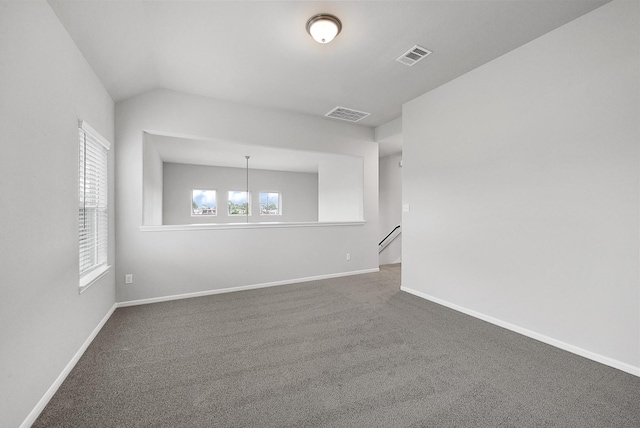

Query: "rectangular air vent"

xmin=396 ymin=44 xmax=432 ymax=66
xmin=325 ymin=106 xmax=371 ymax=123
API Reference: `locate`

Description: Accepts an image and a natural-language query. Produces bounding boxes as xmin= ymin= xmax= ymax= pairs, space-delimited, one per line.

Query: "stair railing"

xmin=379 ymin=225 xmax=401 ymax=253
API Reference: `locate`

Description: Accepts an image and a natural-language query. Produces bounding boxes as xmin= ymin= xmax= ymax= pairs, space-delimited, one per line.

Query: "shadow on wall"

xmin=142 ymin=132 xmax=365 ymax=226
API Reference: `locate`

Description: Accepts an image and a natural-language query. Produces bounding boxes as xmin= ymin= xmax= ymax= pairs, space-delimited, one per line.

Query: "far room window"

xmin=78 ymin=120 xmax=110 ymax=290
xmin=228 ymin=190 xmax=251 ymax=216
xmin=260 ymin=192 xmax=281 ymax=216
xmin=192 ymin=189 xmax=217 ymax=216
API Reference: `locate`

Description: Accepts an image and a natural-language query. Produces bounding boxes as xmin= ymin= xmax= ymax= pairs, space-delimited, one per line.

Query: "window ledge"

xmin=139 ymin=221 xmax=365 ymax=232
xmin=79 ymin=264 xmax=111 ymax=294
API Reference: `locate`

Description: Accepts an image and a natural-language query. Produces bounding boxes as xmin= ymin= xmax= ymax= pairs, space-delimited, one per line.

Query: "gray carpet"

xmin=35 ymin=265 xmax=640 ymax=427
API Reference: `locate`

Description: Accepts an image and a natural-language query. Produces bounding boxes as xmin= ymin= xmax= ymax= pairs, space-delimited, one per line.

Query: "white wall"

xmin=379 ymin=154 xmax=402 ymax=265
xmin=142 ymin=135 xmax=163 ymax=226
xmin=318 ymin=156 xmax=364 ymax=222
xmin=115 ymin=89 xmax=378 ymax=303
xmin=402 ymin=0 xmax=639 ymax=374
xmin=0 ymin=2 xmax=115 ymax=427
xmin=375 ymin=117 xmax=403 ymax=157
xmin=163 ymin=163 xmax=318 ymax=224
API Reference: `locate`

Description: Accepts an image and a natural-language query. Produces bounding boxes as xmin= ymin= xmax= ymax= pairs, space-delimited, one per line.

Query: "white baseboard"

xmin=117 ymin=268 xmax=380 ymax=308
xmin=21 ymin=303 xmax=117 ymax=428
xmin=400 ymin=285 xmax=640 ymax=378
xmin=21 ymin=269 xmax=380 ymax=426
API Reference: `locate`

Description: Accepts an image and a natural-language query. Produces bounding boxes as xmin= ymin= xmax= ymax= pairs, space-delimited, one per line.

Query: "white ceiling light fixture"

xmin=306 ymin=14 xmax=342 ymax=44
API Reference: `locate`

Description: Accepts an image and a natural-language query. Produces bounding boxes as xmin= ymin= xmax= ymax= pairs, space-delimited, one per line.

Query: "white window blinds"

xmin=78 ymin=120 xmax=110 ymax=277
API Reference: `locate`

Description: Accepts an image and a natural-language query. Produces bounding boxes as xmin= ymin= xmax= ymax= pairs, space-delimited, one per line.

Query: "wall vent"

xmin=396 ymin=44 xmax=432 ymax=66
xmin=325 ymin=106 xmax=371 ymax=123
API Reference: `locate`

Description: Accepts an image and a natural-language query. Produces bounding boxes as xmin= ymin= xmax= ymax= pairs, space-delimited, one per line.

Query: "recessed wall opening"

xmin=142 ymin=132 xmax=364 ymax=227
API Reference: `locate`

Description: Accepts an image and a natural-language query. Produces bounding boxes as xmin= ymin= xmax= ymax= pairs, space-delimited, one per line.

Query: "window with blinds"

xmin=78 ymin=120 xmax=110 ymax=282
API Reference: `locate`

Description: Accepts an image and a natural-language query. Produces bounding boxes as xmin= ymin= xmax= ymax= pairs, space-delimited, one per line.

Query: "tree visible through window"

xmin=228 ymin=191 xmax=251 ymax=215
xmin=192 ymin=189 xmax=217 ymax=216
xmin=260 ymin=192 xmax=281 ymax=215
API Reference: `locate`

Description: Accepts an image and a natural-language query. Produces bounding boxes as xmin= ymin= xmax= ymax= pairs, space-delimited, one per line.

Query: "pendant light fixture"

xmin=306 ymin=14 xmax=342 ymax=44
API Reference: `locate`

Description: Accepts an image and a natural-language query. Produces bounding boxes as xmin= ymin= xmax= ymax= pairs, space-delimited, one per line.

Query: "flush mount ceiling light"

xmin=306 ymin=14 xmax=342 ymax=44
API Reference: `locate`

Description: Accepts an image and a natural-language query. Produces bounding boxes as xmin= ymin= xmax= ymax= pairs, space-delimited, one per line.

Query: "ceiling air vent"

xmin=325 ymin=106 xmax=371 ymax=123
xmin=396 ymin=44 xmax=432 ymax=66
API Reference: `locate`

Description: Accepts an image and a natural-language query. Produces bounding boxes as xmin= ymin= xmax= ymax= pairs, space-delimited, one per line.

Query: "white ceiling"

xmin=48 ymin=0 xmax=609 ymax=133
xmin=146 ymin=132 xmax=357 ymax=173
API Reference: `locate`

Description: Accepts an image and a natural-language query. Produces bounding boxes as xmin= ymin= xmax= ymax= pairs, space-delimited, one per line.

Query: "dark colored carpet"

xmin=35 ymin=265 xmax=640 ymax=427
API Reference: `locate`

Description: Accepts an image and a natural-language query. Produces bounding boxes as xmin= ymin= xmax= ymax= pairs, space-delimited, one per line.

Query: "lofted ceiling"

xmin=48 ymin=0 xmax=609 ymax=132
xmin=146 ymin=133 xmax=355 ymax=173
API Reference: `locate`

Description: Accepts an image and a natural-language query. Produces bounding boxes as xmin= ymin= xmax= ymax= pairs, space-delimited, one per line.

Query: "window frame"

xmin=259 ymin=191 xmax=282 ymax=216
xmin=227 ymin=190 xmax=252 ymax=216
xmin=191 ymin=188 xmax=218 ymax=217
xmin=78 ymin=120 xmax=111 ymax=292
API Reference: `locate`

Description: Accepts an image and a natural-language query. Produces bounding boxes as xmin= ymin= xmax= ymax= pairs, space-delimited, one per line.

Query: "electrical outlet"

xmin=125 ymin=274 xmax=133 ymax=284
xmin=346 ymin=253 xmax=351 ymax=261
